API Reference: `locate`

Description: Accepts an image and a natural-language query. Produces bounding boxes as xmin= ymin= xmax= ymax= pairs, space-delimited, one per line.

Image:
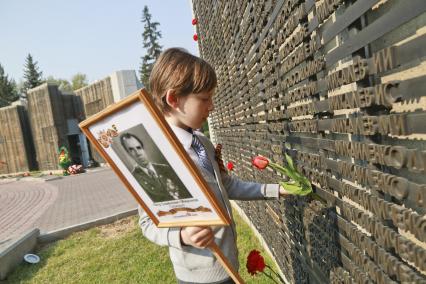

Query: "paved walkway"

xmin=0 ymin=168 xmax=137 ymax=250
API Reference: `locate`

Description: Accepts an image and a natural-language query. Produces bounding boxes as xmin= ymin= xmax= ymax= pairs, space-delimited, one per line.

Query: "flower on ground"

xmin=246 ymin=250 xmax=266 ymax=275
xmin=246 ymin=250 xmax=284 ymax=283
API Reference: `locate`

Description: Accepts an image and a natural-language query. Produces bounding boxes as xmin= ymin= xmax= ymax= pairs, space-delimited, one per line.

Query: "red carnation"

xmin=246 ymin=250 xmax=284 ymax=283
xmin=193 ymin=34 xmax=198 ymax=41
xmin=252 ymin=156 xmax=269 ymax=170
xmin=246 ymin=250 xmax=266 ymax=275
xmin=227 ymin=161 xmax=234 ymax=171
xmin=192 ymin=18 xmax=198 ymax=25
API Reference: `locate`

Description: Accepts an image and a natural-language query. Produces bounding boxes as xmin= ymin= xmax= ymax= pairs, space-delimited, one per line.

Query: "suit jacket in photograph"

xmin=131 ymin=163 xmax=192 ymax=203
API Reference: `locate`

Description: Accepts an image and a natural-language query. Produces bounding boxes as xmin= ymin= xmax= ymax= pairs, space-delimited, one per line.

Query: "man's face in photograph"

xmin=123 ymin=136 xmax=148 ymax=167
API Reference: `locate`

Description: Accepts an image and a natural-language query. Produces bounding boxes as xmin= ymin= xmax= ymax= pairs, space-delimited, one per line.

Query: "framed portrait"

xmin=79 ymin=89 xmax=231 ymax=228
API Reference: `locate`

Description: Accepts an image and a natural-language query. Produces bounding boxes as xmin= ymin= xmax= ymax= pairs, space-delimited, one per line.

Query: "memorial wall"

xmin=192 ymin=0 xmax=426 ymax=282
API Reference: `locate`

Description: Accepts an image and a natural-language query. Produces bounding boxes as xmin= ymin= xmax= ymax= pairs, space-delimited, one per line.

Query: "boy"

xmin=139 ymin=48 xmax=291 ymax=284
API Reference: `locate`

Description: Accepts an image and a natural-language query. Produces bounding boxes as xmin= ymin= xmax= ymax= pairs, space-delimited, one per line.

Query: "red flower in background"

xmin=193 ymin=34 xmax=198 ymax=41
xmin=252 ymin=156 xmax=269 ymax=170
xmin=227 ymin=161 xmax=234 ymax=171
xmin=246 ymin=250 xmax=265 ymax=275
xmin=192 ymin=18 xmax=198 ymax=25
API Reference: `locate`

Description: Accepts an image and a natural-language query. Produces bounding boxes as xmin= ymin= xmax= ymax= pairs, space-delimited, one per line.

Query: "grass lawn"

xmin=7 ymin=210 xmax=280 ymax=283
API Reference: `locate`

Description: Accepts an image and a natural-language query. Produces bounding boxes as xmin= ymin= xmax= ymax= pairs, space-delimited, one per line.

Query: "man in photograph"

xmin=120 ymin=133 xmax=192 ymax=203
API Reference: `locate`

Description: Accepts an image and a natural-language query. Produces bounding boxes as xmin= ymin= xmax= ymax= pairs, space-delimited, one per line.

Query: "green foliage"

xmin=139 ymin=5 xmax=162 ymax=89
xmin=46 ymin=76 xmax=73 ymax=92
xmin=22 ymin=54 xmax=43 ymax=95
xmin=46 ymin=73 xmax=88 ymax=92
xmin=0 ymin=63 xmax=19 ymax=107
xmin=8 ymin=211 xmax=279 ymax=283
xmin=71 ymin=73 xmax=88 ymax=91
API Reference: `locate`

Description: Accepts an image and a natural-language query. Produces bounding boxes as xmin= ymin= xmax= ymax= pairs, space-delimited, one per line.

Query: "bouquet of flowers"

xmin=252 ymin=153 xmax=312 ymax=196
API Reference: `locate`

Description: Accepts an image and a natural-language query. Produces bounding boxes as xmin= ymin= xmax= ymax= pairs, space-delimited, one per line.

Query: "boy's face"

xmin=173 ymin=91 xmax=214 ymax=130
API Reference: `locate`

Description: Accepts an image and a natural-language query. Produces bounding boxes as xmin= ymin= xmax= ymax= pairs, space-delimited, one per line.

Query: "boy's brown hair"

xmin=149 ymin=48 xmax=217 ymax=113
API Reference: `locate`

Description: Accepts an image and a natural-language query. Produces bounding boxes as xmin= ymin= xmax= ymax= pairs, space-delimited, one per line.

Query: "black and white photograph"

xmin=79 ymin=90 xmax=230 ymax=227
xmin=112 ymin=123 xmax=193 ymax=203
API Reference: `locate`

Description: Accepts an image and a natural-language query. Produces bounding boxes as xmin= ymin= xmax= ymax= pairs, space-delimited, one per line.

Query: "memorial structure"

xmin=0 ymin=103 xmax=36 ymax=174
xmin=27 ymin=83 xmax=87 ymax=170
xmin=0 ymin=70 xmax=141 ymax=174
xmin=193 ymin=0 xmax=426 ymax=282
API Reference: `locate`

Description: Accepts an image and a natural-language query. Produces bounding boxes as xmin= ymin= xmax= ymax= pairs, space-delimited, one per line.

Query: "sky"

xmin=0 ymin=0 xmax=198 ymax=84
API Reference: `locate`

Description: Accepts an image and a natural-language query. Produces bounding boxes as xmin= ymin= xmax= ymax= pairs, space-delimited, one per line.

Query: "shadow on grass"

xmin=5 ymin=218 xmax=176 ymax=283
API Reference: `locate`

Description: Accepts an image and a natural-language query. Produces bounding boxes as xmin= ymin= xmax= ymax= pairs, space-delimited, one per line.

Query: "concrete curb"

xmin=38 ymin=208 xmax=138 ymax=243
xmin=0 ymin=229 xmax=40 ymax=280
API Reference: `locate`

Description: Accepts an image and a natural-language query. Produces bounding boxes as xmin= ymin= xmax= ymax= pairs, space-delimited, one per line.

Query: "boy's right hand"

xmin=180 ymin=226 xmax=214 ymax=248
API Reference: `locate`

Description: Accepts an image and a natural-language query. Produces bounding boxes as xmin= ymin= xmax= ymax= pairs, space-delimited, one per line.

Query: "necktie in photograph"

xmin=191 ymin=134 xmax=215 ymax=175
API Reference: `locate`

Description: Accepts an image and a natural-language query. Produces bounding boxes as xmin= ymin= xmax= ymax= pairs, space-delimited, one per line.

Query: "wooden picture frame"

xmin=79 ymin=89 xmax=231 ymax=228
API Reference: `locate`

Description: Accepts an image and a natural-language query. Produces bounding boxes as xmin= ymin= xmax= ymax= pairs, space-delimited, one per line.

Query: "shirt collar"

xmin=169 ymin=124 xmax=193 ymax=151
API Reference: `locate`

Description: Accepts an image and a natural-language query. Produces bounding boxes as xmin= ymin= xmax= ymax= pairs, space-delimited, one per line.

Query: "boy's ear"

xmin=165 ymin=89 xmax=179 ymax=109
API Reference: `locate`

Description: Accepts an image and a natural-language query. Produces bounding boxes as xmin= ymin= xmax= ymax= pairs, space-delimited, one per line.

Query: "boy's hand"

xmin=180 ymin=226 xmax=214 ymax=248
xmin=279 ymin=185 xmax=292 ymax=197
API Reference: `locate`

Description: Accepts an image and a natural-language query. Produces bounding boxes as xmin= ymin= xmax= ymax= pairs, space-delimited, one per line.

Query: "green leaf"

xmin=285 ymin=153 xmax=296 ymax=171
xmin=269 ymin=162 xmax=298 ymax=182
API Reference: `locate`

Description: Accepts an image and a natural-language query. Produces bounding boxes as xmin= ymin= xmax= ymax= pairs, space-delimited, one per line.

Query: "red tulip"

xmin=193 ymin=34 xmax=198 ymax=41
xmin=227 ymin=161 xmax=234 ymax=171
xmin=192 ymin=18 xmax=198 ymax=25
xmin=252 ymin=156 xmax=269 ymax=170
xmin=246 ymin=250 xmax=266 ymax=275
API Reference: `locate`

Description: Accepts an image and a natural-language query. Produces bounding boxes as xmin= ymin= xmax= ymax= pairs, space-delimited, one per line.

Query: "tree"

xmin=0 ymin=64 xmax=19 ymax=107
xmin=139 ymin=5 xmax=162 ymax=88
xmin=71 ymin=73 xmax=88 ymax=90
xmin=46 ymin=76 xmax=73 ymax=92
xmin=22 ymin=54 xmax=43 ymax=94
